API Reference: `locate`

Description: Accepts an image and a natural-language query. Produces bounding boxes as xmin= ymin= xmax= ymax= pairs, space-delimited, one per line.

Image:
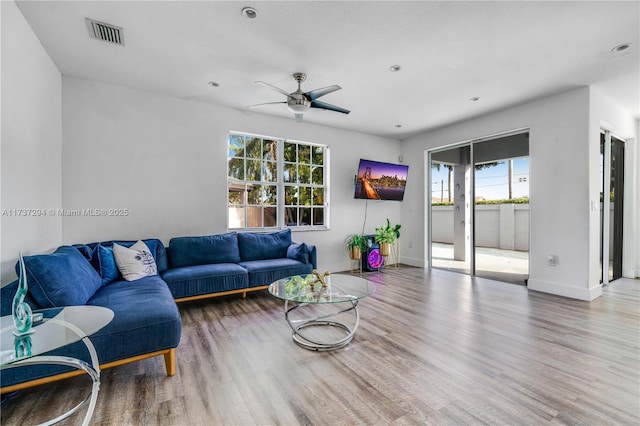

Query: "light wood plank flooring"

xmin=2 ymin=267 xmax=639 ymax=425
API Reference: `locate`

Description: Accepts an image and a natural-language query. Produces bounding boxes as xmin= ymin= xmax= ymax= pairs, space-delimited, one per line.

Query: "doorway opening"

xmin=600 ymin=130 xmax=625 ymax=284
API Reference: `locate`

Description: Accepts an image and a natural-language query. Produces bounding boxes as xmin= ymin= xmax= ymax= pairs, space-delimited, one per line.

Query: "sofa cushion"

xmin=167 ymin=233 xmax=241 ymax=268
xmin=239 ymin=258 xmax=313 ymax=287
xmin=15 ymin=246 xmax=103 ymax=308
xmin=237 ymin=229 xmax=292 ymax=262
xmin=0 ymin=275 xmax=182 ymax=388
xmin=161 ymin=263 xmax=248 ymax=299
xmin=113 ymin=241 xmax=158 ymax=281
xmin=90 ymin=244 xmax=120 ymax=285
xmin=287 ymin=242 xmax=309 ymax=264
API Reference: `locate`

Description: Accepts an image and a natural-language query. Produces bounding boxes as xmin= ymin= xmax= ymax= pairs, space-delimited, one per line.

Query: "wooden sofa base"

xmin=174 ymin=285 xmax=269 ymax=303
xmin=0 ymin=348 xmax=175 ymax=394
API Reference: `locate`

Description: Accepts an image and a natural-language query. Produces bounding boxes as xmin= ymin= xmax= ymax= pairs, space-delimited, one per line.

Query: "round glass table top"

xmin=268 ymin=273 xmax=375 ymax=304
xmin=0 ymin=306 xmax=114 ymax=366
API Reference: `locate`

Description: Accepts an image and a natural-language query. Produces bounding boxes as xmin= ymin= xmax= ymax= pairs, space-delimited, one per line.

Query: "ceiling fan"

xmin=249 ymin=73 xmax=350 ymax=122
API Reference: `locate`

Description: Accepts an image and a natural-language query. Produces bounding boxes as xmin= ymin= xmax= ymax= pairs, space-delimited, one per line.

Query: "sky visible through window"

xmin=431 ymin=157 xmax=529 ymax=201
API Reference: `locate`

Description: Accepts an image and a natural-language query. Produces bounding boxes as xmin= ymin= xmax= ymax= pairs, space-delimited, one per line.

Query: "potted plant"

xmin=345 ymin=234 xmax=368 ymax=260
xmin=375 ymin=219 xmax=401 ymax=257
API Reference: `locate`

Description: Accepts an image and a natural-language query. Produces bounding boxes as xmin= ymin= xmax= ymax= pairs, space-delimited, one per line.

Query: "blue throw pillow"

xmin=16 ymin=246 xmax=103 ymax=308
xmin=90 ymin=244 xmax=120 ymax=285
xmin=287 ymin=243 xmax=309 ymax=264
xmin=237 ymin=229 xmax=292 ymax=261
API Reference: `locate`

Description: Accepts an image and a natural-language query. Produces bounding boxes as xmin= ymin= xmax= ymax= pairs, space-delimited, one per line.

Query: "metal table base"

xmin=284 ymin=299 xmax=360 ymax=351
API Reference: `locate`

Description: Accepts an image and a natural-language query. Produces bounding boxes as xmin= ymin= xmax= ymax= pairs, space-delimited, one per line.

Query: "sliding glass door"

xmin=428 ymin=131 xmax=530 ymax=285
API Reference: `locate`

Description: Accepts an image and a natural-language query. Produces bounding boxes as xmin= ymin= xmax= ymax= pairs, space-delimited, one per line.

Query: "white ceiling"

xmin=15 ymin=1 xmax=640 ymax=139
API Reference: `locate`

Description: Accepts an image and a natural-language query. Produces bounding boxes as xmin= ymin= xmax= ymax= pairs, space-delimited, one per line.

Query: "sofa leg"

xmin=242 ymin=291 xmax=247 ymax=299
xmin=164 ymin=349 xmax=176 ymax=376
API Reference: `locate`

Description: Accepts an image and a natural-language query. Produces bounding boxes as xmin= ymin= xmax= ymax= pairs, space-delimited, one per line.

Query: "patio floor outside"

xmin=431 ymin=242 xmax=529 ymax=285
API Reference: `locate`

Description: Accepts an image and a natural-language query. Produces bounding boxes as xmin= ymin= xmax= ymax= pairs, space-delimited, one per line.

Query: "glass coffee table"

xmin=268 ymin=273 xmax=375 ymax=351
xmin=1 ymin=306 xmax=113 ymax=426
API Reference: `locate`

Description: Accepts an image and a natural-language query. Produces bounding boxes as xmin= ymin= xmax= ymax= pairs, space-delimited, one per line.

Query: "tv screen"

xmin=354 ymin=159 xmax=409 ymax=201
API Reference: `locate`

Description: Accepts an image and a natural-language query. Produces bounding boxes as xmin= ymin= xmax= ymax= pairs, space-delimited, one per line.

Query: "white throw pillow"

xmin=113 ymin=240 xmax=158 ymax=281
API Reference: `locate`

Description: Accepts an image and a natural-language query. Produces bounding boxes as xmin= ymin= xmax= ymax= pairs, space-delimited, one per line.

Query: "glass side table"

xmin=268 ymin=274 xmax=375 ymax=351
xmin=1 ymin=306 xmax=113 ymax=426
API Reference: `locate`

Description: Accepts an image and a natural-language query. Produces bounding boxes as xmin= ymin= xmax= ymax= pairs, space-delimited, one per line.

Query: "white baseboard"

xmin=398 ymin=256 xmax=426 ymax=268
xmin=622 ymin=268 xmax=639 ymax=279
xmin=321 ymin=261 xmax=354 ymax=274
xmin=527 ymin=278 xmax=602 ymax=301
xmin=322 ymin=257 xmax=426 ymax=273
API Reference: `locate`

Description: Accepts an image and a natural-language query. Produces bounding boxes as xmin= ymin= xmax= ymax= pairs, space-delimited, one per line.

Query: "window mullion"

xmin=243 ymin=158 xmax=248 ymax=228
xmin=324 ymin=146 xmax=330 ymax=229
xmin=277 ymin=139 xmax=285 ymax=228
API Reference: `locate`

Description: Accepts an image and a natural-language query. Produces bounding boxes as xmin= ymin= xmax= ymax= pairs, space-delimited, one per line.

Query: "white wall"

xmin=401 ymin=87 xmax=606 ymax=300
xmin=61 ymin=76 xmax=402 ymax=272
xmin=1 ymin=1 xmax=62 ymax=284
xmin=589 ymin=87 xmax=639 ymax=279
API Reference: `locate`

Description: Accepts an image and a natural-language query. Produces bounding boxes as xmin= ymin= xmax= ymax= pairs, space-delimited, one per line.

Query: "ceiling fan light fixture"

xmin=251 ymin=73 xmax=348 ymax=117
xmin=287 ymin=100 xmax=310 ymax=113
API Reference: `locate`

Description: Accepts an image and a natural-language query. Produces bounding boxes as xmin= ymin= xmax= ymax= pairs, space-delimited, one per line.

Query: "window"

xmin=228 ymin=132 xmax=328 ymax=230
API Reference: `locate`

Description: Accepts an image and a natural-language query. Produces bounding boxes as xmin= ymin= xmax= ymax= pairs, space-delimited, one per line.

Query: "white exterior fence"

xmin=432 ymin=204 xmax=530 ymax=251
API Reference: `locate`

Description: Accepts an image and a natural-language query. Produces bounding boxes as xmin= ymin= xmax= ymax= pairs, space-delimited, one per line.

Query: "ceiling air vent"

xmin=85 ymin=18 xmax=124 ymax=46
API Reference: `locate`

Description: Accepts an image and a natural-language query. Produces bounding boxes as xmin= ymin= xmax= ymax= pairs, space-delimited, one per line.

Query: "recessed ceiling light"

xmin=389 ymin=65 xmax=401 ymax=72
xmin=470 ymin=96 xmax=480 ymax=102
xmin=242 ymin=7 xmax=258 ymax=19
xmin=395 ymin=124 xmax=402 ymax=128
xmin=611 ymin=43 xmax=631 ymax=53
xmin=208 ymin=81 xmax=220 ymax=88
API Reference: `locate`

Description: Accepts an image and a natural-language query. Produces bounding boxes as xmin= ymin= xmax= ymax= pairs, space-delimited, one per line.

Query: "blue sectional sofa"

xmin=0 ymin=229 xmax=316 ymax=392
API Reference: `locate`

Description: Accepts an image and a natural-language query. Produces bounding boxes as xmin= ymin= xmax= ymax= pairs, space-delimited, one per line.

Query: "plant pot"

xmin=379 ymin=242 xmax=391 ymax=257
xmin=349 ymin=246 xmax=361 ymax=260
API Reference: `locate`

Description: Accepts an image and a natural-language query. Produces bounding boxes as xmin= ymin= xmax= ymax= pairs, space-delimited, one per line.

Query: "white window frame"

xmin=227 ymin=131 xmax=330 ymax=231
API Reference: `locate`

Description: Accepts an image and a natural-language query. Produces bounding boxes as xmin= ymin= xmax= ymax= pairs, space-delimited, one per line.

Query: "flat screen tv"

xmin=354 ymin=159 xmax=409 ymax=201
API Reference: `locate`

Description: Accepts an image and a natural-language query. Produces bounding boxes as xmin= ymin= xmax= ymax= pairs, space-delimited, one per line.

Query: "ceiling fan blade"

xmin=255 ymin=81 xmax=294 ymax=99
xmin=295 ymin=113 xmax=304 ymax=123
xmin=247 ymin=101 xmax=286 ymax=108
xmin=305 ymin=85 xmax=342 ymax=101
xmin=310 ymin=100 xmax=350 ymax=114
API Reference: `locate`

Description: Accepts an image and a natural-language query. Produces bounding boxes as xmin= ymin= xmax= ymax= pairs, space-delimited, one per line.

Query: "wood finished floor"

xmin=2 ymin=267 xmax=639 ymax=425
